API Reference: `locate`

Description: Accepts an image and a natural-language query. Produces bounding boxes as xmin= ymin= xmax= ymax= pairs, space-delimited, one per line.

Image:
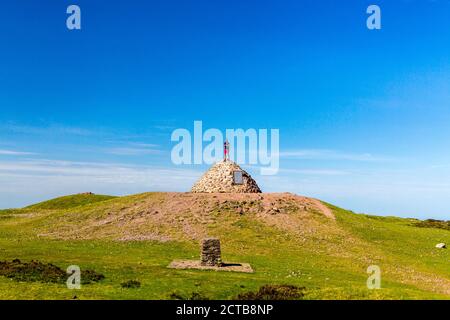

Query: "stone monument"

xmin=200 ymin=238 xmax=222 ymax=266
xmin=191 ymin=140 xmax=261 ymax=193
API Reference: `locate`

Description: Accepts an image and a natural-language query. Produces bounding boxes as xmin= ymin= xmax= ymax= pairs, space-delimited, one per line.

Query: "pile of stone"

xmin=200 ymin=238 xmax=222 ymax=266
xmin=191 ymin=160 xmax=261 ymax=193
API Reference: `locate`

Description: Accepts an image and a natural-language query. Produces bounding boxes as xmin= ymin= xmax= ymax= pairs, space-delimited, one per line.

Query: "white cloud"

xmin=152 ymin=125 xmax=176 ymax=131
xmin=0 ymin=159 xmax=203 ymax=208
xmin=129 ymin=142 xmax=159 ymax=148
xmin=0 ymin=123 xmax=93 ymax=136
xmin=105 ymin=147 xmax=162 ymax=156
xmin=246 ymin=164 xmax=349 ymax=176
xmin=0 ymin=149 xmax=35 ymax=156
xmin=0 ymin=159 xmax=198 ymax=180
xmin=280 ymin=168 xmax=349 ymax=175
xmin=279 ymin=149 xmax=394 ymax=162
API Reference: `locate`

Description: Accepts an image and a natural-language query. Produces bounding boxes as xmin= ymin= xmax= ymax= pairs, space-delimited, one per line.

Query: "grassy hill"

xmin=26 ymin=193 xmax=117 ymax=210
xmin=0 ymin=192 xmax=448 ymax=300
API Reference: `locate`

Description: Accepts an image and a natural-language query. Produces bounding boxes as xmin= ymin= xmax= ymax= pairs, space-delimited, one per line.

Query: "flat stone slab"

xmin=168 ymin=260 xmax=254 ymax=273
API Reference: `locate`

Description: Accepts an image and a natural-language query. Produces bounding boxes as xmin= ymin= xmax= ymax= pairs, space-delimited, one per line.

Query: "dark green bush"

xmin=236 ymin=284 xmax=306 ymax=300
xmin=121 ymin=280 xmax=141 ymax=288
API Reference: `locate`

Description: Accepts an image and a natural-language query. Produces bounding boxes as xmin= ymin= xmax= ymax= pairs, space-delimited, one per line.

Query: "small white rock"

xmin=435 ymin=243 xmax=446 ymax=249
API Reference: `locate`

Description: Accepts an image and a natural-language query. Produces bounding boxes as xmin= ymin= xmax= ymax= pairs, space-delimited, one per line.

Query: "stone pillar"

xmin=200 ymin=238 xmax=222 ymax=266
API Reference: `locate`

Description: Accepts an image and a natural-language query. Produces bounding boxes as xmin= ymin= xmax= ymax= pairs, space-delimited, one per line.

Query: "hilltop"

xmin=25 ymin=193 xmax=117 ymax=210
xmin=0 ymin=192 xmax=448 ymax=300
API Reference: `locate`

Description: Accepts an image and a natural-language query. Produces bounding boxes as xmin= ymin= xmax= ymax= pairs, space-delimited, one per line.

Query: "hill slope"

xmin=0 ymin=192 xmax=448 ymax=300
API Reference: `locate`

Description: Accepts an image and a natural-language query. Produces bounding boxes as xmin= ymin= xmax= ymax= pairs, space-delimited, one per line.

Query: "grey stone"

xmin=200 ymin=238 xmax=222 ymax=266
xmin=191 ymin=160 xmax=261 ymax=193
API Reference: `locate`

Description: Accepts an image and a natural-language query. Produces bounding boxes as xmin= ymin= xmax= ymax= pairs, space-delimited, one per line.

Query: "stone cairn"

xmin=200 ymin=238 xmax=222 ymax=266
xmin=191 ymin=160 xmax=261 ymax=193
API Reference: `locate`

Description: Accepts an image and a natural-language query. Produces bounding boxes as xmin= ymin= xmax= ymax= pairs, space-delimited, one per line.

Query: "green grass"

xmin=0 ymin=193 xmax=448 ymax=300
xmin=25 ymin=193 xmax=117 ymax=210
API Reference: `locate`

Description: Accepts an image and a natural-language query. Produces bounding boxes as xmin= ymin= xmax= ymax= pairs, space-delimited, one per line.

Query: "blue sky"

xmin=1 ymin=0 xmax=450 ymax=219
